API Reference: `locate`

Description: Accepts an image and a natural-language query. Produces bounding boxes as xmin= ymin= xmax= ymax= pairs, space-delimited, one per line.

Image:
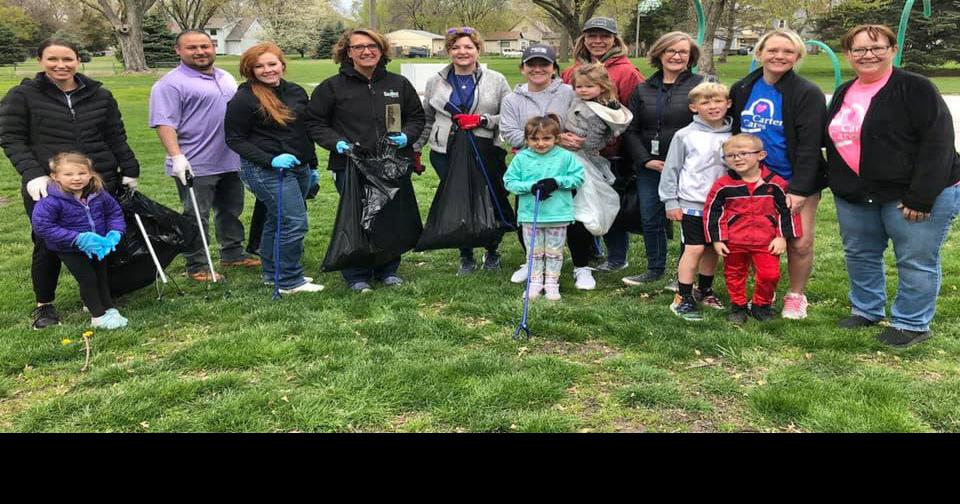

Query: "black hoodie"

xmin=0 ymin=72 xmax=139 ymax=188
xmin=225 ymin=79 xmax=318 ymax=169
xmin=305 ymin=62 xmax=425 ymax=171
xmin=623 ymin=70 xmax=704 ymax=172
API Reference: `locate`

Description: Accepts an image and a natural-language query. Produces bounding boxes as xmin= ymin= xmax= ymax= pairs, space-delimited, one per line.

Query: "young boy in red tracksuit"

xmin=704 ymin=134 xmax=802 ymax=324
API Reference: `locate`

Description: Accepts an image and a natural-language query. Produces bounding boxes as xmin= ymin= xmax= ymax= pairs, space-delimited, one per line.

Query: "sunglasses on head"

xmin=447 ymin=27 xmax=475 ymax=35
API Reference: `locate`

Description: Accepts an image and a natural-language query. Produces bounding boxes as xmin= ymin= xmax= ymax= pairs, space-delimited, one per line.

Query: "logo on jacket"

xmin=383 ymin=90 xmax=399 ymax=98
xmin=741 ymin=99 xmax=783 ymax=133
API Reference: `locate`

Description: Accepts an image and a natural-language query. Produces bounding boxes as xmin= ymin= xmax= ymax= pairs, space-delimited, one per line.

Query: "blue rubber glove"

xmin=309 ymin=169 xmax=320 ymax=186
xmin=74 ymin=232 xmax=101 ymax=259
xmin=105 ymin=230 xmax=122 ymax=249
xmin=271 ymin=153 xmax=300 ymax=170
xmin=387 ymin=133 xmax=408 ymax=148
xmin=336 ymin=140 xmax=352 ymax=154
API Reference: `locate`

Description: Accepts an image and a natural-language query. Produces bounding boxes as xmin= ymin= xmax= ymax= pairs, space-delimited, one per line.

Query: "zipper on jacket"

xmin=368 ymin=81 xmax=382 ymax=143
xmin=82 ymin=201 xmax=96 ymax=232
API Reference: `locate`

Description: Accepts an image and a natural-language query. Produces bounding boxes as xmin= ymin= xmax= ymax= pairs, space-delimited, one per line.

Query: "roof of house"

xmin=510 ymin=18 xmax=554 ymax=34
xmin=386 ymin=29 xmax=444 ymax=40
xmin=226 ymin=17 xmax=257 ymax=41
xmin=485 ymin=31 xmax=524 ymax=41
xmin=204 ymin=17 xmax=231 ymax=30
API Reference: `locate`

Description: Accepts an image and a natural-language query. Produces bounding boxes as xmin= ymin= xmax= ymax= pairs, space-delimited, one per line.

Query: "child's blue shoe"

xmin=92 ymin=311 xmax=127 ymax=330
xmin=105 ymin=308 xmax=128 ymax=325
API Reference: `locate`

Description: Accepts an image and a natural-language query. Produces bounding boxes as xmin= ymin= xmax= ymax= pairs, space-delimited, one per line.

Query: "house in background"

xmin=483 ymin=32 xmax=532 ymax=56
xmin=385 ymin=29 xmax=446 ymax=57
xmin=509 ymin=18 xmax=561 ymax=54
xmin=201 ymin=17 xmax=264 ymax=55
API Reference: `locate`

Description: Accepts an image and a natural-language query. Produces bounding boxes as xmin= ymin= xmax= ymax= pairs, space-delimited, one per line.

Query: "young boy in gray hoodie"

xmin=658 ymin=82 xmax=732 ymax=321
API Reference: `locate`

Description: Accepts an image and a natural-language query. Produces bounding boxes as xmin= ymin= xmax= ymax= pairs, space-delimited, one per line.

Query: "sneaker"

xmin=482 ymin=252 xmax=501 ymax=271
xmin=544 ymin=283 xmax=561 ymax=301
xmin=457 ymin=257 xmax=476 ymax=276
xmin=595 ymin=261 xmax=628 ymax=273
xmin=524 ymin=282 xmax=543 ymax=300
xmin=31 ymin=304 xmax=61 ymax=330
xmin=264 ymin=276 xmax=314 ymax=285
xmin=727 ymin=304 xmax=749 ymax=324
xmin=92 ymin=311 xmax=127 ymax=330
xmin=694 ymin=288 xmax=724 ymax=310
xmin=838 ymin=314 xmax=879 ymax=329
xmin=621 ymin=270 xmax=665 ymax=286
xmin=877 ymin=327 xmax=932 ymax=349
xmin=105 ymin=308 xmax=128 ymax=325
xmin=750 ymin=303 xmax=776 ymax=322
xmin=781 ymin=292 xmax=809 ymax=320
xmin=664 ymin=277 xmax=680 ymax=292
xmin=221 ymin=257 xmax=262 ymax=268
xmin=279 ymin=282 xmax=325 ymax=294
xmin=510 ymin=264 xmax=528 ymax=284
xmin=350 ymin=282 xmax=373 ymax=293
xmin=187 ymin=270 xmax=224 ymax=282
xmin=573 ymin=267 xmax=596 ymax=290
xmin=381 ymin=275 xmax=404 ymax=286
xmin=670 ymin=295 xmax=703 ymax=321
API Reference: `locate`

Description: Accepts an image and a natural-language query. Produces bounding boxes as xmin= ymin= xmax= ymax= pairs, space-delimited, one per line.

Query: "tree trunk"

xmin=697 ymin=0 xmax=726 ymax=78
xmin=717 ymin=0 xmax=736 ymax=64
xmin=116 ymin=6 xmax=149 ymax=72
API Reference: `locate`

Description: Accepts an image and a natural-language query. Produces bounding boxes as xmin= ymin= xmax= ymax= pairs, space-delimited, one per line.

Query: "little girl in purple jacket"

xmin=32 ymin=152 xmax=128 ymax=329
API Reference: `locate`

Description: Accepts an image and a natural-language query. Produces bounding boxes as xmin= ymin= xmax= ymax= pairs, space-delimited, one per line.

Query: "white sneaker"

xmin=573 ymin=267 xmax=596 ymax=290
xmin=265 ymin=276 xmax=313 ymax=285
xmin=279 ymin=282 xmax=325 ymax=294
xmin=781 ymin=292 xmax=808 ymax=320
xmin=510 ymin=264 xmax=529 ymax=284
xmin=544 ymin=283 xmax=562 ymax=301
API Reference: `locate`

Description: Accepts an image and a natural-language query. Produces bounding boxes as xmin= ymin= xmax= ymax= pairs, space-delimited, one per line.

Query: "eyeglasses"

xmin=663 ymin=49 xmax=690 ymax=57
xmin=447 ymin=27 xmax=475 ymax=35
xmin=721 ymin=151 xmax=761 ymax=161
xmin=349 ymin=44 xmax=380 ymax=53
xmin=850 ymin=46 xmax=890 ymax=58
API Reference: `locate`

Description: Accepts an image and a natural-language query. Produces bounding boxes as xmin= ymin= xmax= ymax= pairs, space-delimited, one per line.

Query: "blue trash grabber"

xmin=514 ymin=189 xmax=542 ymax=340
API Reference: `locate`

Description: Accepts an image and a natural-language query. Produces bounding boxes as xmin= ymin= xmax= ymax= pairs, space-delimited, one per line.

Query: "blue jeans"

xmin=332 ymin=170 xmax=401 ymax=285
xmin=636 ymin=167 xmax=667 ymax=272
xmin=834 ymin=185 xmax=960 ymax=332
xmin=604 ymin=228 xmax=629 ymax=265
xmin=238 ymin=160 xmax=310 ymax=289
xmin=430 ymin=149 xmax=503 ymax=260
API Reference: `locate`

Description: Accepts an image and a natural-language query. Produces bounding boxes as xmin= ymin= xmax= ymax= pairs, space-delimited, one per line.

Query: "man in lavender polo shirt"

xmin=149 ymin=30 xmax=259 ymax=281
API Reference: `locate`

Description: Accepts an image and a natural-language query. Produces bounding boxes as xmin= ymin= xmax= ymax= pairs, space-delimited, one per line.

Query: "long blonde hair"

xmin=48 ymin=152 xmax=103 ymax=194
xmin=571 ymin=63 xmax=617 ymax=104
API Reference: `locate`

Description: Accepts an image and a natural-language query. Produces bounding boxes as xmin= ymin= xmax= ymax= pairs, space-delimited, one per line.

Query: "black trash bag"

xmin=322 ymin=143 xmax=422 ymax=272
xmin=611 ymin=174 xmax=643 ymax=234
xmin=107 ymin=186 xmax=200 ymax=296
xmin=416 ymin=130 xmax=515 ymax=251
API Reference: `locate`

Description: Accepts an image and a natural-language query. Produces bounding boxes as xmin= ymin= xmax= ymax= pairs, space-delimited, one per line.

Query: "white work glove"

xmin=122 ymin=176 xmax=139 ymax=192
xmin=170 ymin=154 xmax=193 ymax=185
xmin=26 ymin=176 xmax=51 ymax=201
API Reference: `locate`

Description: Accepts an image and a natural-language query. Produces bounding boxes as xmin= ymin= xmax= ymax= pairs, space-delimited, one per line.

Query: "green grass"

xmin=0 ymin=56 xmax=959 ymax=432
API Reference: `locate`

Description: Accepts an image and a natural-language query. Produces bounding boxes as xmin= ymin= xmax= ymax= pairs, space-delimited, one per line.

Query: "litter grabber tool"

xmin=514 ymin=189 xmax=542 ymax=341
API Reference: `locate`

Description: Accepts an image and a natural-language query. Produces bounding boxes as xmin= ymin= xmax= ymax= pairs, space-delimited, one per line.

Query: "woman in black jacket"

xmin=622 ymin=32 xmax=704 ymax=287
xmin=730 ymin=28 xmax=827 ymax=321
xmin=0 ymin=38 xmax=139 ymax=329
xmin=225 ymin=42 xmax=323 ymax=295
xmin=305 ymin=27 xmax=425 ymax=292
xmin=825 ymin=24 xmax=960 ymax=348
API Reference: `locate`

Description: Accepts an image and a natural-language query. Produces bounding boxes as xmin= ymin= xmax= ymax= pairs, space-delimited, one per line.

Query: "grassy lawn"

xmin=0 ymin=56 xmax=958 ymax=433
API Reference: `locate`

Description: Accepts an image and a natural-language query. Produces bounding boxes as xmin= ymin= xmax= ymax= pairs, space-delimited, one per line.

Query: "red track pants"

xmin=723 ymin=246 xmax=781 ymax=307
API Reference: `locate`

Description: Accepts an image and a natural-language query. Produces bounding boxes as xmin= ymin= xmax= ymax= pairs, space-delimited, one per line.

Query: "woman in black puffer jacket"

xmin=0 ymin=38 xmax=139 ymax=330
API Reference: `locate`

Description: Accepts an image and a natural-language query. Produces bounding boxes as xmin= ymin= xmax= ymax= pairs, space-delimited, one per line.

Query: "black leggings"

xmin=566 ymin=221 xmax=595 ymax=268
xmin=22 ymin=188 xmax=61 ymax=304
xmin=57 ymin=252 xmax=113 ymax=317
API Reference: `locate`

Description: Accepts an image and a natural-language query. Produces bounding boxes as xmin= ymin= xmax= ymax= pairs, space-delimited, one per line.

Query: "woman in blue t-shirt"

xmin=730 ymin=29 xmax=827 ymax=321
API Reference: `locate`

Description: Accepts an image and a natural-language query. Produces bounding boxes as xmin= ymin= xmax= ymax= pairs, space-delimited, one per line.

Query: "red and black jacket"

xmin=704 ymin=165 xmax=801 ymax=248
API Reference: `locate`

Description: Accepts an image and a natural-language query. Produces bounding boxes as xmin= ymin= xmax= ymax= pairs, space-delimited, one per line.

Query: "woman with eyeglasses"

xmin=305 ymin=27 xmax=425 ymax=293
xmin=413 ymin=27 xmax=513 ymax=276
xmin=499 ymin=44 xmax=577 ymax=285
xmin=622 ymin=32 xmax=705 ymax=290
xmin=559 ymin=17 xmax=646 ymax=283
xmin=729 ymin=28 xmax=827 ymax=321
xmin=825 ymin=24 xmax=959 ymax=348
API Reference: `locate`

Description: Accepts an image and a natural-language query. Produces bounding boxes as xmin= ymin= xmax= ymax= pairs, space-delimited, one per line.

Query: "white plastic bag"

xmin=573 ymin=152 xmax=620 ymax=236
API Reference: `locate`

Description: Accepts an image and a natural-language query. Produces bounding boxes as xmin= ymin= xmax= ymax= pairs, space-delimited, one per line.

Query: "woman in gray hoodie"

xmin=415 ymin=27 xmax=513 ymax=276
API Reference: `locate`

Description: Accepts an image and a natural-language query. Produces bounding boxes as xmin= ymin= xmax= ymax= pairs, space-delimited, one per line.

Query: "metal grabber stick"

xmin=185 ymin=171 xmax=219 ymax=282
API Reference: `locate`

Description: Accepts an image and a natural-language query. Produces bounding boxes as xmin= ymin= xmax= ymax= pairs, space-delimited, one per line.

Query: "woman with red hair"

xmin=225 ymin=42 xmax=323 ymax=294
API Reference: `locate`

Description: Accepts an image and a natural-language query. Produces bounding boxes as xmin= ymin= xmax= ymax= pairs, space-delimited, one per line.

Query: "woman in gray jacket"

xmin=415 ymin=27 xmax=513 ymax=275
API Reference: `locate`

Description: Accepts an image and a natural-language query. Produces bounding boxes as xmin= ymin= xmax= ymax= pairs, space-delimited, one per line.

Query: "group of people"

xmin=1 ymin=18 xmax=957 ymax=349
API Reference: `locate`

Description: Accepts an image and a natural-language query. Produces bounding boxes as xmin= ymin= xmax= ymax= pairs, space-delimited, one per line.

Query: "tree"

xmin=816 ymin=0 xmax=960 ymax=72
xmin=0 ymin=3 xmax=41 ymax=48
xmin=77 ymin=7 xmax=116 ymax=52
xmin=79 ymin=0 xmax=160 ymax=71
xmin=314 ymin=20 xmax=343 ymax=59
xmin=530 ymin=0 xmax=603 ymax=47
xmin=0 ymin=24 xmax=26 ymax=64
xmin=160 ymin=0 xmax=226 ymax=30
xmin=697 ymin=0 xmax=727 ymax=77
xmin=623 ymin=0 xmax=692 ymax=56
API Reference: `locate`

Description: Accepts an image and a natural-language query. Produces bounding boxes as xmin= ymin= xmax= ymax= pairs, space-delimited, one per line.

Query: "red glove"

xmin=453 ymin=114 xmax=483 ymax=130
xmin=413 ymin=152 xmax=425 ymax=175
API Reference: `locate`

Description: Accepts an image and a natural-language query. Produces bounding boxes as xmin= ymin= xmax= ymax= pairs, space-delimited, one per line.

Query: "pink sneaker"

xmin=781 ymin=292 xmax=808 ymax=320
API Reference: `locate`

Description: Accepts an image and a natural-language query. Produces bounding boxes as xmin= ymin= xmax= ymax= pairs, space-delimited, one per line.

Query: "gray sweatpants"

xmin=176 ymin=171 xmax=247 ymax=272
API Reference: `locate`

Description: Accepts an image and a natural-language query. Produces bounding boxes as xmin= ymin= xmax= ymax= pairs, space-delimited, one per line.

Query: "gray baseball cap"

xmin=582 ymin=17 xmax=618 ymax=34
xmin=522 ymin=44 xmax=556 ymax=64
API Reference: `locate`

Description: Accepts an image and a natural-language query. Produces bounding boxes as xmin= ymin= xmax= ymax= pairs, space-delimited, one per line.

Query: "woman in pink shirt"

xmin=825 ymin=24 xmax=960 ymax=349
